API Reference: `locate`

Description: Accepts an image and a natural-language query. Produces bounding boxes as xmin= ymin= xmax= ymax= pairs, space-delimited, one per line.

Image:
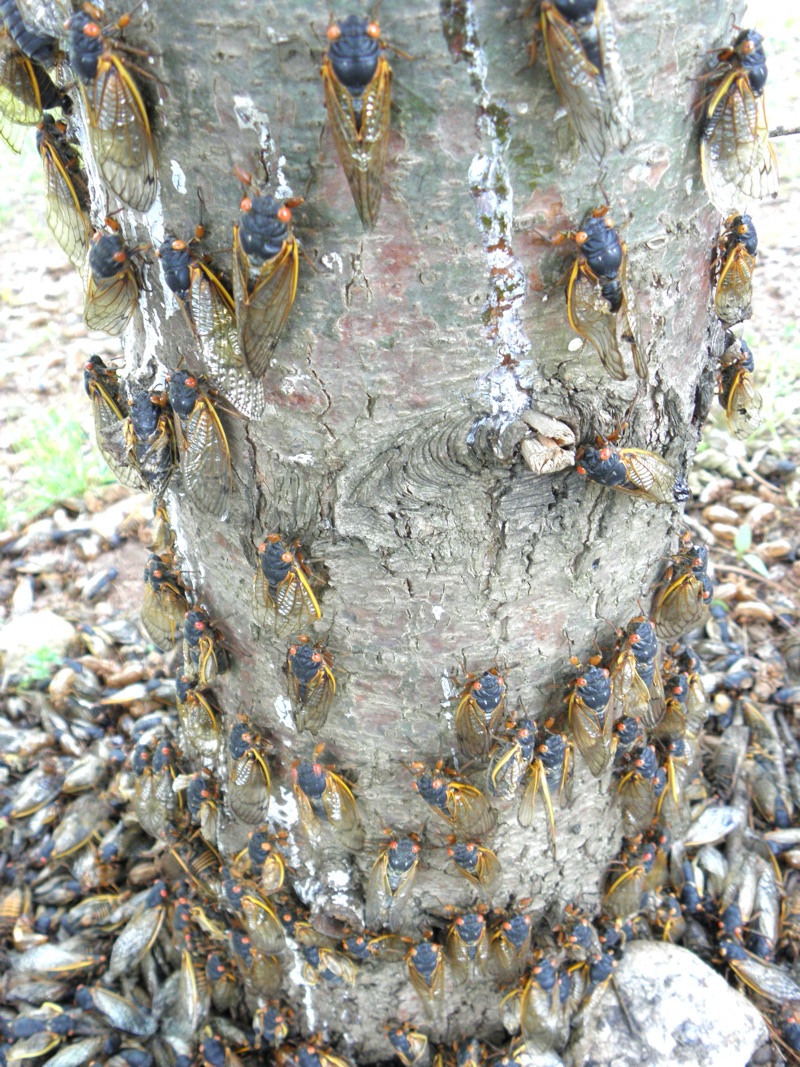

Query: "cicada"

xmin=714 ymin=213 xmax=757 ymax=326
xmin=84 ymin=227 xmax=140 ymax=336
xmin=1 ymin=0 xmax=58 ymax=62
xmin=344 ymin=932 xmax=409 ymax=965
xmin=231 ymin=168 xmax=300 ymax=376
xmin=0 ymin=22 xmax=63 ymax=153
xmin=66 ymin=7 xmax=156 ymax=212
xmin=539 ymin=0 xmax=633 ymax=160
xmin=140 ymin=553 xmax=187 ymax=650
xmin=718 ymin=336 xmax=762 ymax=439
xmin=292 ymin=754 xmax=364 ymax=852
xmin=406 ymin=940 xmax=445 ymax=1015
xmin=244 ymin=829 xmax=287 ymax=896
xmin=285 ymin=1043 xmax=353 ymax=1067
xmin=321 ymin=14 xmax=392 ymax=229
xmin=618 ymin=742 xmax=659 ymax=833
xmin=183 ymin=607 xmax=229 ymax=687
xmin=519 ymin=957 xmax=570 ymax=1054
xmin=609 ymin=616 xmax=661 ymax=728
xmin=36 ymin=115 xmax=92 ymax=271
xmin=302 ymin=943 xmax=357 ymax=986
xmin=446 ymin=911 xmax=489 ymax=983
xmin=454 ymin=667 xmax=507 ymax=758
xmin=408 ymin=761 xmax=495 ymax=840
xmin=365 ymin=834 xmax=420 ymax=932
xmin=653 ymin=532 xmax=712 ymax=641
xmin=14 ymin=0 xmax=74 ymax=40
xmin=700 ymin=29 xmax=778 ymax=214
xmin=446 ymin=840 xmax=501 ymax=894
xmin=107 ymin=881 xmax=168 ymax=980
xmin=577 ymin=437 xmax=689 ymax=505
xmin=489 ymin=912 xmax=533 ymax=983
xmin=566 ymin=655 xmax=613 ymax=777
xmin=184 ymin=771 xmax=220 ymax=845
xmin=719 ymin=938 xmax=800 ymax=1003
xmin=561 ymin=208 xmax=644 ymax=381
xmin=286 ymin=635 xmax=335 ymax=734
xmin=158 ymin=234 xmax=265 ymax=420
xmin=385 ymin=1024 xmax=429 ymax=1067
xmin=603 ymin=835 xmax=655 ymax=918
xmin=227 ymin=722 xmax=272 ymax=826
xmin=254 ymin=1003 xmax=292 ymax=1050
xmin=253 ymin=533 xmax=322 ymax=636
xmin=167 ymin=370 xmax=232 ymax=519
xmin=83 ymin=354 xmax=130 ymax=478
xmin=487 ymin=719 xmax=537 ymax=800
xmin=519 ymin=728 xmax=572 ymax=856
xmin=176 ymin=671 xmax=220 ymax=759
xmin=123 ymin=388 xmax=177 ymax=500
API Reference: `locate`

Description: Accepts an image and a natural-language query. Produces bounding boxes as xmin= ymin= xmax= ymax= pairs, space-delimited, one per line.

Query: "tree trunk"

xmin=71 ymin=0 xmax=736 ymax=1058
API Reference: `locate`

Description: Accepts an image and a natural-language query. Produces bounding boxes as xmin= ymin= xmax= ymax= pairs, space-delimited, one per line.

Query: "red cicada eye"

xmin=277 ymin=206 xmax=292 ymax=223
xmin=575 ymin=230 xmax=588 ymax=245
xmin=598 ymin=447 xmax=611 ymax=460
xmin=240 ymin=196 xmax=252 ymax=211
xmin=367 ymin=21 xmax=380 ymax=38
xmin=326 ymin=24 xmax=341 ymax=40
xmin=83 ymin=21 xmax=101 ymax=37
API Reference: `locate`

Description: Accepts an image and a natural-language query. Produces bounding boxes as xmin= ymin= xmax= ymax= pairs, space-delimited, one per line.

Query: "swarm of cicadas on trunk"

xmin=232 ymin=166 xmax=300 ymax=377
xmin=66 ymin=5 xmax=157 ymax=212
xmin=321 ymin=13 xmax=393 ymax=229
xmin=699 ymin=28 xmax=778 ymax=214
xmin=558 ymin=207 xmax=644 ymax=382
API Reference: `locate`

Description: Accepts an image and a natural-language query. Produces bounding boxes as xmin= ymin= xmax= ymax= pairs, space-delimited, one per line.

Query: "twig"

xmin=770 ymin=125 xmax=800 ymax=138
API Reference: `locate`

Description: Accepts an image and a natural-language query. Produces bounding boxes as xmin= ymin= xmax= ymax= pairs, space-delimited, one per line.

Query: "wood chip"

xmin=732 ymin=601 xmax=775 ymax=622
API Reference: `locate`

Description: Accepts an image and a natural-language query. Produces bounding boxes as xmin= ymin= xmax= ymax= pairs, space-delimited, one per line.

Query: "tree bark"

xmin=75 ymin=0 xmax=738 ymax=1057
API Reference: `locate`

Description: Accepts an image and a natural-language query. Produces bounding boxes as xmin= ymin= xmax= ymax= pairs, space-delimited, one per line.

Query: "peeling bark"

xmin=85 ymin=0 xmax=738 ymax=1057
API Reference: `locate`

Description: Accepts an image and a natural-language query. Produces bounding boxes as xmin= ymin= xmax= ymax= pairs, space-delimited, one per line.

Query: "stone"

xmin=565 ymin=941 xmax=767 ymax=1067
xmin=0 ymin=610 xmax=78 ymax=676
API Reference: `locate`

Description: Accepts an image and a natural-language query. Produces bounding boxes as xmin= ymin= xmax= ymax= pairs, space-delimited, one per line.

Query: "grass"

xmin=17 ymin=645 xmax=63 ymax=688
xmin=2 ymin=405 xmax=116 ymax=528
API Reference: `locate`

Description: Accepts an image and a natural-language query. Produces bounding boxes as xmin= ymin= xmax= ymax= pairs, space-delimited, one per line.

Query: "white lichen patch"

xmin=274 ymin=695 xmax=295 ymax=730
xmin=170 ymin=159 xmax=187 ymax=194
xmin=233 ymin=94 xmax=276 ymax=165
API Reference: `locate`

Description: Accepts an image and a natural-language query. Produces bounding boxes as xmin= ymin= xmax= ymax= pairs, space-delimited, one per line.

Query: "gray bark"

xmin=89 ymin=0 xmax=735 ymax=1057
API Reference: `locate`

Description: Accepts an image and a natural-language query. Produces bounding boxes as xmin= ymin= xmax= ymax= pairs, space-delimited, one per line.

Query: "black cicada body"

xmin=487 ymin=719 xmax=537 ymax=800
xmin=577 ymin=438 xmax=689 ymax=505
xmin=176 ymin=671 xmax=221 ymax=760
xmin=254 ymin=533 xmax=322 ymax=636
xmin=455 ymin=667 xmax=507 ymax=758
xmin=83 ymin=354 xmax=130 ymax=479
xmin=564 ymin=208 xmax=644 ymax=381
xmin=141 ymin=553 xmax=187 ymax=650
xmin=519 ymin=727 xmax=572 ymax=856
xmin=292 ymin=756 xmax=364 ymax=852
xmin=365 ymin=834 xmax=420 ymax=932
xmin=385 ymin=1025 xmax=428 ymax=1067
xmin=446 ymin=840 xmax=501 ymax=893
xmin=167 ymin=371 xmax=232 ymax=519
xmin=406 ymin=940 xmax=445 ymax=1015
xmin=490 ymin=912 xmax=533 ymax=983
xmin=124 ymin=389 xmax=177 ymax=500
xmin=718 ymin=335 xmax=762 ymax=440
xmin=321 ymin=14 xmax=392 ymax=229
xmin=183 ymin=607 xmax=229 ymax=687
xmin=84 ymin=227 xmax=140 ymax=336
xmin=286 ymin=635 xmax=336 ymax=735
xmin=409 ymin=762 xmax=495 ymax=840
xmin=539 ymin=0 xmax=633 ymax=162
xmin=700 ymin=29 xmax=778 ymax=214
xmin=446 ymin=911 xmax=489 ymax=983
xmin=66 ymin=8 xmax=156 ymax=212
xmin=566 ymin=656 xmax=612 ymax=777
xmin=714 ymin=213 xmax=757 ymax=326
xmin=36 ymin=116 xmax=92 ymax=271
xmin=227 ymin=721 xmax=272 ymax=826
xmin=231 ymin=169 xmax=299 ymax=377
xmin=653 ymin=532 xmax=712 ymax=641
xmin=0 ymin=17 xmax=63 ymax=153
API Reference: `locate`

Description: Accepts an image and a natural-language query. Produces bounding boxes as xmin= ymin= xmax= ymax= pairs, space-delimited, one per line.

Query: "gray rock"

xmin=565 ymin=941 xmax=767 ymax=1067
xmin=0 ymin=610 xmax=78 ymax=676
